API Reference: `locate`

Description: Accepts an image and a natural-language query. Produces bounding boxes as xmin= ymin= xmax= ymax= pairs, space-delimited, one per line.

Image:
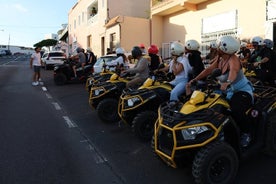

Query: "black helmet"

xmin=131 ymin=46 xmax=142 ymax=59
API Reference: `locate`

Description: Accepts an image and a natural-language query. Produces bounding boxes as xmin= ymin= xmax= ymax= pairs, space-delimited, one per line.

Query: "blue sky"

xmin=0 ymin=0 xmax=76 ymax=48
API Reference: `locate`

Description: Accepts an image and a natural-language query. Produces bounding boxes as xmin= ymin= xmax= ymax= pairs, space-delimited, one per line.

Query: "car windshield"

xmin=49 ymin=53 xmax=64 ymax=57
xmin=94 ymin=56 xmax=118 ymax=66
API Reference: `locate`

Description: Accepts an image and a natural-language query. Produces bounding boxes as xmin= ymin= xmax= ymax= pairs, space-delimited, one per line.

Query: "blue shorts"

xmin=33 ymin=65 xmax=41 ymax=72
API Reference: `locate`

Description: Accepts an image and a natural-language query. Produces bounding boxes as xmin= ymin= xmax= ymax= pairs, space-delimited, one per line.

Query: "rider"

xmin=71 ymin=47 xmax=86 ymax=78
xmin=187 ymin=35 xmax=254 ymax=147
xmin=203 ymin=41 xmax=218 ymax=64
xmin=184 ymin=39 xmax=205 ymax=80
xmin=106 ymin=47 xmax=129 ymax=71
xmin=249 ymin=36 xmax=273 ymax=85
xmin=148 ymin=44 xmax=162 ymax=72
xmin=123 ymin=46 xmax=149 ymax=89
xmin=159 ymin=41 xmax=192 ymax=102
xmin=237 ymin=41 xmax=251 ymax=65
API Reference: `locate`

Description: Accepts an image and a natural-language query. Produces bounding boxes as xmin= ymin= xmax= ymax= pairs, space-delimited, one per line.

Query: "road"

xmin=0 ymin=55 xmax=275 ymax=184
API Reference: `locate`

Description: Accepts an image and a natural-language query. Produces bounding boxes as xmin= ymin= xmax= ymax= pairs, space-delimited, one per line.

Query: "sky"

xmin=0 ymin=0 xmax=77 ymax=48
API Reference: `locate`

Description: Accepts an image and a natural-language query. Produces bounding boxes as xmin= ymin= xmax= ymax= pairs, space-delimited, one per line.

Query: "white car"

xmin=93 ymin=53 xmax=134 ymax=73
xmin=41 ymin=51 xmax=66 ymax=70
xmin=93 ymin=54 xmax=119 ymax=73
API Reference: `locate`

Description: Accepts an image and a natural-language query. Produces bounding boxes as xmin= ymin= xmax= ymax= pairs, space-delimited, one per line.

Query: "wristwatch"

xmin=226 ymin=79 xmax=232 ymax=84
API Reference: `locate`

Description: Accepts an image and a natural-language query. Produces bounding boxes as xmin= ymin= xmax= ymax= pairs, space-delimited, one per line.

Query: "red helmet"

xmin=148 ymin=44 xmax=159 ymax=54
xmin=139 ymin=43 xmax=145 ymax=49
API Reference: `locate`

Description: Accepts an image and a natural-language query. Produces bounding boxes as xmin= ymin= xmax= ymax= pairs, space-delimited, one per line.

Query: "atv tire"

xmin=54 ymin=73 xmax=66 ymax=85
xmin=192 ymin=141 xmax=239 ymax=184
xmin=96 ymin=98 xmax=120 ymax=123
xmin=265 ymin=110 xmax=276 ymax=156
xmin=132 ymin=111 xmax=158 ymax=142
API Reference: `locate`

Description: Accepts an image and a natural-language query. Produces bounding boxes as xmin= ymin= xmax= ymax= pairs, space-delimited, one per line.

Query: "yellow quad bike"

xmin=153 ymin=69 xmax=276 ymax=184
xmin=89 ymin=70 xmax=133 ymax=123
xmin=85 ymin=65 xmax=117 ymax=92
xmin=118 ymin=71 xmax=174 ymax=142
xmin=243 ymin=62 xmax=263 ymax=86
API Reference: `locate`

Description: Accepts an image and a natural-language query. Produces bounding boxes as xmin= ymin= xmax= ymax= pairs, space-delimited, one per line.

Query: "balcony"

xmin=151 ymin=0 xmax=212 ymax=16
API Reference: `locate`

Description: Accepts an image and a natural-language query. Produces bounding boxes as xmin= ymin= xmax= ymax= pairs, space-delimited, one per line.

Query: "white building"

xmin=0 ymin=45 xmax=34 ymax=55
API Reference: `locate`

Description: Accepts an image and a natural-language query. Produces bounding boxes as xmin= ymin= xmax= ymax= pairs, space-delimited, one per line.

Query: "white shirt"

xmin=31 ymin=52 xmax=41 ymax=66
xmin=169 ymin=56 xmax=191 ymax=80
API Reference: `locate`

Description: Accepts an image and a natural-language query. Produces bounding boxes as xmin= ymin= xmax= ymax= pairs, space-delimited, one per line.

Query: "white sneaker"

xmin=32 ymin=81 xmax=39 ymax=86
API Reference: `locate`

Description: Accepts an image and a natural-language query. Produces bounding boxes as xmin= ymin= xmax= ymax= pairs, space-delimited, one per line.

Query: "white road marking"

xmin=45 ymin=93 xmax=52 ymax=99
xmin=63 ymin=116 xmax=77 ymax=128
xmin=88 ymin=144 xmax=108 ymax=163
xmin=52 ymin=102 xmax=61 ymax=110
xmin=42 ymin=86 xmax=47 ymax=91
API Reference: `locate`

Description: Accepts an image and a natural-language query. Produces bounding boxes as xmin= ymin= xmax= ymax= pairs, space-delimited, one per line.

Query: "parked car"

xmin=4 ymin=50 xmax=12 ymax=56
xmin=0 ymin=50 xmax=6 ymax=56
xmin=93 ymin=53 xmax=133 ymax=73
xmin=41 ymin=51 xmax=66 ymax=70
xmin=93 ymin=54 xmax=119 ymax=73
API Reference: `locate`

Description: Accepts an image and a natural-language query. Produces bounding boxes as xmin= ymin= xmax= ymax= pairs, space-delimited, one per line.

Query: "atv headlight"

xmin=94 ymin=88 xmax=104 ymax=96
xmin=127 ymin=97 xmax=141 ymax=107
xmin=181 ymin=126 xmax=209 ymax=140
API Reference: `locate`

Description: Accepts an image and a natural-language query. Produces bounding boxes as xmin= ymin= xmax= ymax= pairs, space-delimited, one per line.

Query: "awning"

xmin=104 ymin=16 xmax=120 ymax=28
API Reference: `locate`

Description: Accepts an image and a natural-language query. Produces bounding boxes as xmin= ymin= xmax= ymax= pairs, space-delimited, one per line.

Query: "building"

xmin=0 ymin=45 xmax=34 ymax=55
xmin=68 ymin=0 xmax=151 ymax=56
xmin=151 ymin=0 xmax=276 ymax=58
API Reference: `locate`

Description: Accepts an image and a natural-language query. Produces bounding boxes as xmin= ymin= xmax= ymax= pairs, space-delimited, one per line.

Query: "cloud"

xmin=13 ymin=3 xmax=28 ymax=13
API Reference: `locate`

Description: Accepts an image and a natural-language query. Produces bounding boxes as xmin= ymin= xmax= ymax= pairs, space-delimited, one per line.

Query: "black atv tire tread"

xmin=96 ymin=98 xmax=120 ymax=123
xmin=192 ymin=141 xmax=239 ymax=184
xmin=132 ymin=111 xmax=158 ymax=142
xmin=54 ymin=73 xmax=66 ymax=85
xmin=265 ymin=110 xmax=276 ymax=156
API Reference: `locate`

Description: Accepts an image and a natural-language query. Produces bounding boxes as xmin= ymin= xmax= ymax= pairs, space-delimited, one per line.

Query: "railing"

xmin=87 ymin=14 xmax=98 ymax=25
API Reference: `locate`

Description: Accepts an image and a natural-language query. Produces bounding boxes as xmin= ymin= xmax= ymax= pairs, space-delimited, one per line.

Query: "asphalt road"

xmin=0 ymin=55 xmax=275 ymax=184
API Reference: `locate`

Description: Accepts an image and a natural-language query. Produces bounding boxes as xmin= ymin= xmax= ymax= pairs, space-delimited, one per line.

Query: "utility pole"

xmin=8 ymin=33 xmax=10 ymax=50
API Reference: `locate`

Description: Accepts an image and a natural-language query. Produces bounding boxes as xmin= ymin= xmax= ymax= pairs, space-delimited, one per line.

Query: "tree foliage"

xmin=33 ymin=39 xmax=58 ymax=48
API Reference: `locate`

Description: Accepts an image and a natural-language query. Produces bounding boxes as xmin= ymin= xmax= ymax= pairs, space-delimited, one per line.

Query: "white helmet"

xmin=170 ymin=41 xmax=184 ymax=56
xmin=217 ymin=36 xmax=240 ymax=54
xmin=185 ymin=39 xmax=200 ymax=51
xmin=263 ymin=39 xmax=274 ymax=49
xmin=209 ymin=41 xmax=217 ymax=49
xmin=115 ymin=47 xmax=125 ymax=54
xmin=251 ymin=36 xmax=263 ymax=46
xmin=240 ymin=42 xmax=247 ymax=48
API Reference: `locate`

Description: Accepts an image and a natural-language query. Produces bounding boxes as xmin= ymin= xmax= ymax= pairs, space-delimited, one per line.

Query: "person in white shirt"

xmin=106 ymin=47 xmax=129 ymax=71
xmin=30 ymin=47 xmax=42 ymax=86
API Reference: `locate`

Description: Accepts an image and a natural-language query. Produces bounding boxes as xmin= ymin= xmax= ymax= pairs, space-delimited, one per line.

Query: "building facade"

xmin=68 ymin=0 xmax=151 ymax=56
xmin=151 ymin=0 xmax=276 ymax=58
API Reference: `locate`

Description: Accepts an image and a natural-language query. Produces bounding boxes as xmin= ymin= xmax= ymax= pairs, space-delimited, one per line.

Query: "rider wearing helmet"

xmin=249 ymin=37 xmax=273 ymax=85
xmin=237 ymin=41 xmax=251 ymax=65
xmin=106 ymin=47 xmax=129 ymax=70
xmin=248 ymin=36 xmax=263 ymax=63
xmin=71 ymin=46 xmax=87 ymax=78
xmin=203 ymin=41 xmax=219 ymax=64
xmin=184 ymin=39 xmax=204 ymax=80
xmin=123 ymin=46 xmax=150 ymax=89
xmin=158 ymin=41 xmax=191 ymax=102
xmin=188 ymin=35 xmax=254 ymax=147
xmin=148 ymin=44 xmax=162 ymax=71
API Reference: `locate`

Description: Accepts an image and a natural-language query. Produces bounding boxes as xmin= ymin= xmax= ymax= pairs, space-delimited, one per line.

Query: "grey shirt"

xmin=78 ymin=52 xmax=86 ymax=64
xmin=126 ymin=57 xmax=149 ymax=79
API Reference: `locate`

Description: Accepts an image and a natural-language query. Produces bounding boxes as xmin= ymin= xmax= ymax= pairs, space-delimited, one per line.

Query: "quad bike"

xmin=89 ymin=69 xmax=133 ymax=123
xmin=243 ymin=63 xmax=263 ymax=86
xmin=85 ymin=65 xmax=116 ymax=92
xmin=54 ymin=59 xmax=93 ymax=85
xmin=118 ymin=70 xmax=174 ymax=142
xmin=153 ymin=69 xmax=276 ymax=184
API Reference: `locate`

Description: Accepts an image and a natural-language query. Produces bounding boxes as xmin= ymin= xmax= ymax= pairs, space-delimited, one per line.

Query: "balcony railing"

xmin=87 ymin=14 xmax=98 ymax=25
